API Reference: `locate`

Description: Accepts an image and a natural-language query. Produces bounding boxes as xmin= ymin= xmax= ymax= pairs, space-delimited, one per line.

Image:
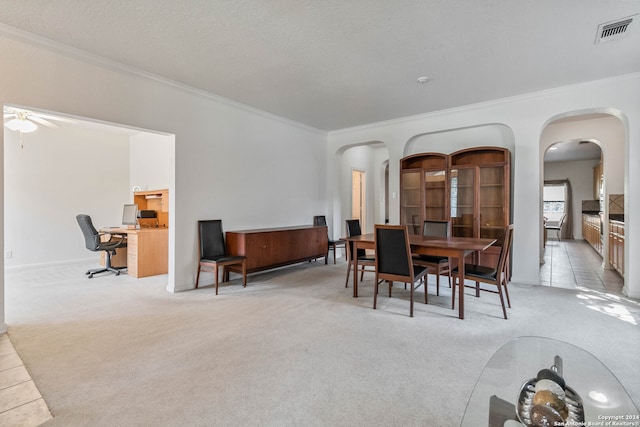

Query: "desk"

xmin=345 ymin=233 xmax=496 ymax=319
xmin=99 ymin=227 xmax=168 ymax=278
xmin=461 ymin=336 xmax=639 ymax=426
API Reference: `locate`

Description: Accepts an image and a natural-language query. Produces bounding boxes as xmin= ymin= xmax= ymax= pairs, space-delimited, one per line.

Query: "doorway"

xmin=351 ymin=169 xmax=366 ymax=231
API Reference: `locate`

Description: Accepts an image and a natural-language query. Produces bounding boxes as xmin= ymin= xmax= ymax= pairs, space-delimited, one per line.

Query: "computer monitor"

xmin=122 ymin=204 xmax=138 ymax=227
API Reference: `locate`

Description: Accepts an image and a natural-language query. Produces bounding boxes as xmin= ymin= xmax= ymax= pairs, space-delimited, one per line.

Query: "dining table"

xmin=345 ymin=233 xmax=497 ymax=319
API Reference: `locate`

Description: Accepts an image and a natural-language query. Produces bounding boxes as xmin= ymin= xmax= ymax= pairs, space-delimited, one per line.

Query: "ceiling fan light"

xmin=4 ymin=118 xmax=38 ymax=133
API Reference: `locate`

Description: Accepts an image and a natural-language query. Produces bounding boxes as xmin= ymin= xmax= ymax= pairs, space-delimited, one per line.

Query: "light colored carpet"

xmin=5 ymin=260 xmax=640 ymax=426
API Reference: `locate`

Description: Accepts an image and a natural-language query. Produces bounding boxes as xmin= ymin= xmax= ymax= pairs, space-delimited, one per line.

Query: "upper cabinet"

xmin=133 ymin=189 xmax=169 ymax=228
xmin=400 ymin=153 xmax=448 ymax=234
xmin=401 ymin=147 xmax=511 ymax=267
xmin=593 ymin=161 xmax=603 ymax=201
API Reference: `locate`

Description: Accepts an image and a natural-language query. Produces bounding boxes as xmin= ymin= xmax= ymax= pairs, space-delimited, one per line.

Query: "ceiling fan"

xmin=3 ymin=106 xmax=74 ymax=133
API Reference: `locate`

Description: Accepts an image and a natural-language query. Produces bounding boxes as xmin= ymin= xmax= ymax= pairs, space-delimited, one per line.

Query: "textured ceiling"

xmin=1 ymin=0 xmax=639 ymax=131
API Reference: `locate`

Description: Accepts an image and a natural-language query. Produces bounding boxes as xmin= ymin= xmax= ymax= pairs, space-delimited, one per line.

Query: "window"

xmin=543 ymin=185 xmax=566 ymax=221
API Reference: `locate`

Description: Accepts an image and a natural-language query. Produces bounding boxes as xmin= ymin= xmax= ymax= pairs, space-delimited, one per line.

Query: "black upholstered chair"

xmin=76 ymin=214 xmax=127 ymax=278
xmin=344 ymin=219 xmax=375 ymax=287
xmin=452 ymin=224 xmax=514 ymax=319
xmin=196 ymin=220 xmax=247 ymax=295
xmin=412 ymin=220 xmax=451 ymax=295
xmin=313 ymin=215 xmax=345 ymax=264
xmin=374 ymin=225 xmax=429 ymax=317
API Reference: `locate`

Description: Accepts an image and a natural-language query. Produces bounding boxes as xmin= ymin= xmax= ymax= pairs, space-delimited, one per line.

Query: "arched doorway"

xmin=540 ymin=112 xmax=626 ymax=291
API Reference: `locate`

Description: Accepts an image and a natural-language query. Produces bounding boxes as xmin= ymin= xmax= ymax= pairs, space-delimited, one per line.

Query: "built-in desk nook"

xmin=100 ymin=188 xmax=169 ymax=278
xmin=100 ymin=228 xmax=168 ymax=278
xmin=225 ymin=225 xmax=328 ymax=273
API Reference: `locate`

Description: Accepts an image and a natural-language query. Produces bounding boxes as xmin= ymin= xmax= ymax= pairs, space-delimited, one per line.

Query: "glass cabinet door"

xmin=479 ymin=166 xmax=506 ymax=243
xmin=450 ymin=167 xmax=475 ymax=238
xmin=401 ymin=170 xmax=422 ymax=234
xmin=424 ymin=170 xmax=447 ymax=221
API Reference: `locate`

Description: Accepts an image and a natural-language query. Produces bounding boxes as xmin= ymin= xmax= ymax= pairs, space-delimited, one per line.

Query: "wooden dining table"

xmin=345 ymin=233 xmax=497 ymax=319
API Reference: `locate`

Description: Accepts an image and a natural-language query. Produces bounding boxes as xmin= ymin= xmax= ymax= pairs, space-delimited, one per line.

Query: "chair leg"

xmin=325 ymin=245 xmax=330 ymax=265
xmin=388 ymin=281 xmax=392 ymax=297
xmin=497 ymin=281 xmax=508 ymax=319
xmin=424 ymin=279 xmax=428 ymax=304
xmin=410 ymin=282 xmax=414 ymax=317
xmin=373 ymin=279 xmax=379 ymax=309
xmin=195 ymin=264 xmax=201 ymax=289
xmin=503 ymin=278 xmax=511 ymax=308
xmin=345 ymin=263 xmax=352 ymax=288
xmin=214 ymin=265 xmax=219 ymax=295
xmin=475 ymin=281 xmax=480 ymax=297
xmin=451 ymin=275 xmax=457 ymax=310
xmin=436 ymin=271 xmax=440 ymax=296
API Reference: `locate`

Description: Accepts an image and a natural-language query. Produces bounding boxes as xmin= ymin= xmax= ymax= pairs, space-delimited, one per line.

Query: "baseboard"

xmin=4 ymin=257 xmax=95 ymax=272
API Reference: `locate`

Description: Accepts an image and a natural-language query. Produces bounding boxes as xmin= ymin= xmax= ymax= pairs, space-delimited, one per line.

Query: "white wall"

xmin=544 ymin=159 xmax=601 ymax=240
xmin=327 ymin=73 xmax=640 ymax=299
xmin=130 ymin=133 xmax=173 ymax=195
xmin=0 ymin=31 xmax=328 ymax=331
xmin=3 ymin=124 xmax=130 ymax=267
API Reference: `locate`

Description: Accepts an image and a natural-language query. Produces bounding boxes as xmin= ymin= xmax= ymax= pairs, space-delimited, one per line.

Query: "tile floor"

xmin=0 ymin=238 xmax=626 ymax=426
xmin=0 ymin=333 xmax=52 ymax=426
xmin=540 ymin=238 xmax=624 ymax=293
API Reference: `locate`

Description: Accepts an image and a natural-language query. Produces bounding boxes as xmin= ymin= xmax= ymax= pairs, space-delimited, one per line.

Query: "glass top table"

xmin=461 ymin=336 xmax=639 ymax=426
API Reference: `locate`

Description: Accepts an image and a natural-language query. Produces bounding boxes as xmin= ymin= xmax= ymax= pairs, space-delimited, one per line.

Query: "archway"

xmin=539 ymin=111 xmax=626 ymax=289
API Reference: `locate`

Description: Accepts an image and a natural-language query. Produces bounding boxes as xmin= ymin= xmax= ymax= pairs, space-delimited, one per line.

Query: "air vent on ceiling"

xmin=595 ymin=14 xmax=637 ymax=44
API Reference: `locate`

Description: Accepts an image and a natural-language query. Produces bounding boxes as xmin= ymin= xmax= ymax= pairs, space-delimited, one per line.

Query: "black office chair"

xmin=374 ymin=225 xmax=429 ymax=317
xmin=344 ymin=219 xmax=375 ymax=287
xmin=412 ymin=220 xmax=451 ymax=295
xmin=313 ymin=215 xmax=346 ymax=264
xmin=196 ymin=220 xmax=247 ymax=295
xmin=76 ymin=214 xmax=127 ymax=278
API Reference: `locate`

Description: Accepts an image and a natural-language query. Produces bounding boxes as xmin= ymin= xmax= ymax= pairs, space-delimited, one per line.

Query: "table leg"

xmin=353 ymin=242 xmax=359 ymax=298
xmin=458 ymin=250 xmax=465 ymax=320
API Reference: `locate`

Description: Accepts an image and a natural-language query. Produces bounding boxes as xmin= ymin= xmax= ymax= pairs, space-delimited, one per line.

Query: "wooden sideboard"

xmin=226 ymin=225 xmax=328 ymax=273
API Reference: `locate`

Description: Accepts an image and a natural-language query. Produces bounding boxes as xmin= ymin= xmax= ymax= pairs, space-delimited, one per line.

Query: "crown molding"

xmin=0 ymin=24 xmax=326 ymax=136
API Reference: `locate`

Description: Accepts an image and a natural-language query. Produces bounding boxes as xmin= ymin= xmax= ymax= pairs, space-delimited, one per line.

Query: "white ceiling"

xmin=1 ymin=1 xmax=639 ymax=132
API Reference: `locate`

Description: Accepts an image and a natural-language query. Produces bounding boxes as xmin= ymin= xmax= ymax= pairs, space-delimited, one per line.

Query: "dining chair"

xmin=374 ymin=224 xmax=429 ymax=317
xmin=544 ymin=213 xmax=567 ymax=241
xmin=451 ymin=224 xmax=514 ymax=319
xmin=344 ymin=219 xmax=375 ymax=288
xmin=412 ymin=220 xmax=451 ymax=296
xmin=313 ymin=215 xmax=346 ymax=264
xmin=196 ymin=219 xmax=247 ymax=295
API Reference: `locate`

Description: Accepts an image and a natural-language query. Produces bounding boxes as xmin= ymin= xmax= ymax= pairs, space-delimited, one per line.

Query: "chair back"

xmin=422 ymin=220 xmax=449 ymax=237
xmin=346 ymin=219 xmax=365 ymax=260
xmin=496 ymin=224 xmax=514 ymax=279
xmin=558 ymin=213 xmax=567 ymax=226
xmin=198 ymin=220 xmax=227 ymax=259
xmin=375 ymin=225 xmax=412 ymax=279
xmin=313 ymin=215 xmax=327 ymax=227
xmin=76 ymin=214 xmax=100 ymax=252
